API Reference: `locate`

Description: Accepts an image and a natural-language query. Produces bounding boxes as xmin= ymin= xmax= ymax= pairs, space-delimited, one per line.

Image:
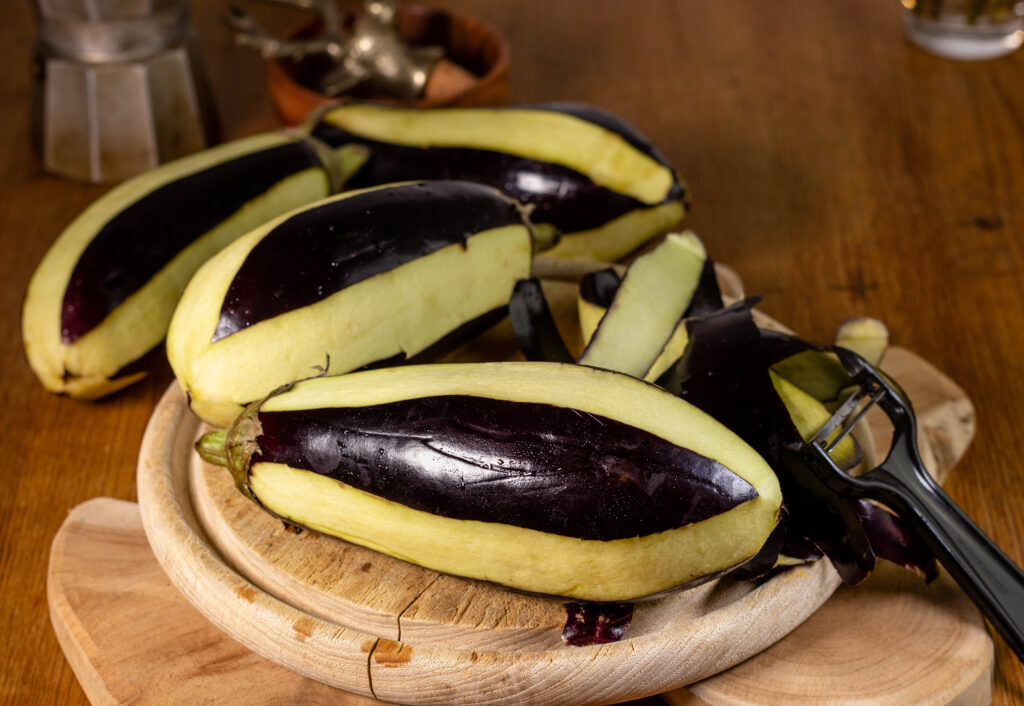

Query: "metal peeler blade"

xmin=801 ymin=347 xmax=1024 ymax=662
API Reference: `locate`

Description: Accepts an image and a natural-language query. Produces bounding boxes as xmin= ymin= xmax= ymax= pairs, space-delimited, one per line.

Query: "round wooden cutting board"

xmin=138 ymin=381 xmax=843 ymax=705
xmin=134 ymin=339 xmax=984 ymax=705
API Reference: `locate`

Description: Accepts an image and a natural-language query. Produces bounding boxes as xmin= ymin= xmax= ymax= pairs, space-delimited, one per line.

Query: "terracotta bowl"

xmin=268 ymin=4 xmax=510 ymax=126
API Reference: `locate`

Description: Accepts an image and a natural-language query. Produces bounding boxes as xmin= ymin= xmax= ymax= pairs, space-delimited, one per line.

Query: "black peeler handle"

xmin=816 ymin=347 xmax=1024 ymax=662
xmin=859 ymin=413 xmax=1024 ymax=662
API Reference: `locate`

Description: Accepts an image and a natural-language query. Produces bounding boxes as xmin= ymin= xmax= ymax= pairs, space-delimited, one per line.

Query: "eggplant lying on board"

xmin=168 ymin=181 xmax=534 ymax=428
xmin=23 ymin=132 xmax=364 ymax=399
xmin=312 ymin=102 xmax=688 ymax=261
xmin=196 ymin=362 xmax=782 ymax=601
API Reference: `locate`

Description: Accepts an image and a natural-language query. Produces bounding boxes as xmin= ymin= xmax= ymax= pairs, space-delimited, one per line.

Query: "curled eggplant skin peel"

xmin=508 ymin=279 xmax=575 ymax=364
xmin=205 ymin=362 xmax=782 ymax=601
xmin=168 ymin=182 xmax=534 ymax=428
xmin=23 ymin=133 xmax=343 ymax=399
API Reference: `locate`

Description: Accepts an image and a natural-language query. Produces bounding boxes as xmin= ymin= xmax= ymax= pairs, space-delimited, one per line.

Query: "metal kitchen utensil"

xmin=224 ymin=0 xmax=442 ymax=100
xmin=802 ymin=347 xmax=1024 ymax=661
xmin=33 ymin=0 xmax=218 ymax=183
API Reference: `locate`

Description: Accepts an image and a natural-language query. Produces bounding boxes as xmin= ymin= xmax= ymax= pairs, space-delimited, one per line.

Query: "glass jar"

xmin=902 ymin=0 xmax=1024 ymax=59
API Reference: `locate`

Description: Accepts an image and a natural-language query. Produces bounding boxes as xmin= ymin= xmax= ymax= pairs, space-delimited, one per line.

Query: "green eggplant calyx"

xmin=195 ymin=430 xmax=228 ymax=467
xmin=225 ymin=401 xmax=265 ymax=502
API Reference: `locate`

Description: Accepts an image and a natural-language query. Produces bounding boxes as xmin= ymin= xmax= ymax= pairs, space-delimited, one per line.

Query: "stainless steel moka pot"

xmin=33 ymin=0 xmax=218 ymax=183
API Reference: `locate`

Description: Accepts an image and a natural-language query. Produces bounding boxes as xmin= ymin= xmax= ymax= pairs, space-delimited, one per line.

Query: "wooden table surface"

xmin=2 ymin=1 xmax=1023 ymax=703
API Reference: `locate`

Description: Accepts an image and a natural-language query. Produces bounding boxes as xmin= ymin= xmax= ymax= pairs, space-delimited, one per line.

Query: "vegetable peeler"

xmin=803 ymin=347 xmax=1024 ymax=661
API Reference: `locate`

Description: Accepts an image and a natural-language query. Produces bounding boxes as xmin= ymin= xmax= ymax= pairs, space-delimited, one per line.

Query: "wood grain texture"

xmin=47 ymin=507 xmax=991 ymax=706
xmin=47 ymin=498 xmax=382 ymax=706
xmin=679 ymin=562 xmax=994 ymax=706
xmin=4 ymin=1 xmax=1024 ymax=703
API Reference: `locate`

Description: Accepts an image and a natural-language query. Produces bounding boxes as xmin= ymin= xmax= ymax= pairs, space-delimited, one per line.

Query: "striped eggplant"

xmin=311 ymin=102 xmax=688 ymax=260
xmin=167 ymin=181 xmax=534 ymax=428
xmin=23 ymin=132 xmax=364 ymax=399
xmin=196 ymin=362 xmax=783 ymax=601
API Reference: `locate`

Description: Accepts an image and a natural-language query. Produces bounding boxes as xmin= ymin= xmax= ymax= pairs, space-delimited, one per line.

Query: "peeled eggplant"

xmin=197 ymin=362 xmax=783 ymax=601
xmin=168 ymin=181 xmax=534 ymax=427
xmin=312 ymin=102 xmax=688 ymax=260
xmin=23 ymin=132 xmax=361 ymax=398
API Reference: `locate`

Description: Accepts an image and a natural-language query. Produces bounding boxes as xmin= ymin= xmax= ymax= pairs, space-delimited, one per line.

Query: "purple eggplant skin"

xmin=213 ymin=181 xmax=526 ymax=341
xmin=579 ymin=268 xmax=623 ymax=309
xmin=61 ymin=140 xmax=325 ymax=344
xmin=686 ymin=257 xmax=726 ymax=318
xmin=508 ymin=278 xmax=575 ymax=364
xmin=658 ymin=299 xmax=779 ymax=463
xmin=254 ymin=394 xmax=758 ymax=541
xmin=312 ymin=127 xmax=646 ymax=233
xmin=311 ymin=102 xmax=687 ymax=243
xmin=856 ymin=500 xmax=939 ymax=582
xmin=561 ymin=602 xmax=634 ymax=646
xmin=758 ymin=329 xmax=826 ymax=364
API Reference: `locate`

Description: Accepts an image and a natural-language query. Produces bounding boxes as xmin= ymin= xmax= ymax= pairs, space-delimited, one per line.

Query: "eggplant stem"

xmin=195 ymin=430 xmax=229 ymax=467
xmin=531 ymin=223 xmax=562 ymax=253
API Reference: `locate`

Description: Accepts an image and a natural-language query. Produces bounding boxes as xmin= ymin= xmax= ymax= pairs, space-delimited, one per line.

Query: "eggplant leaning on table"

xmin=311 ymin=102 xmax=688 ymax=260
xmin=22 ymin=132 xmax=362 ymax=399
xmin=167 ymin=181 xmax=534 ymax=428
xmin=196 ymin=362 xmax=783 ymax=601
